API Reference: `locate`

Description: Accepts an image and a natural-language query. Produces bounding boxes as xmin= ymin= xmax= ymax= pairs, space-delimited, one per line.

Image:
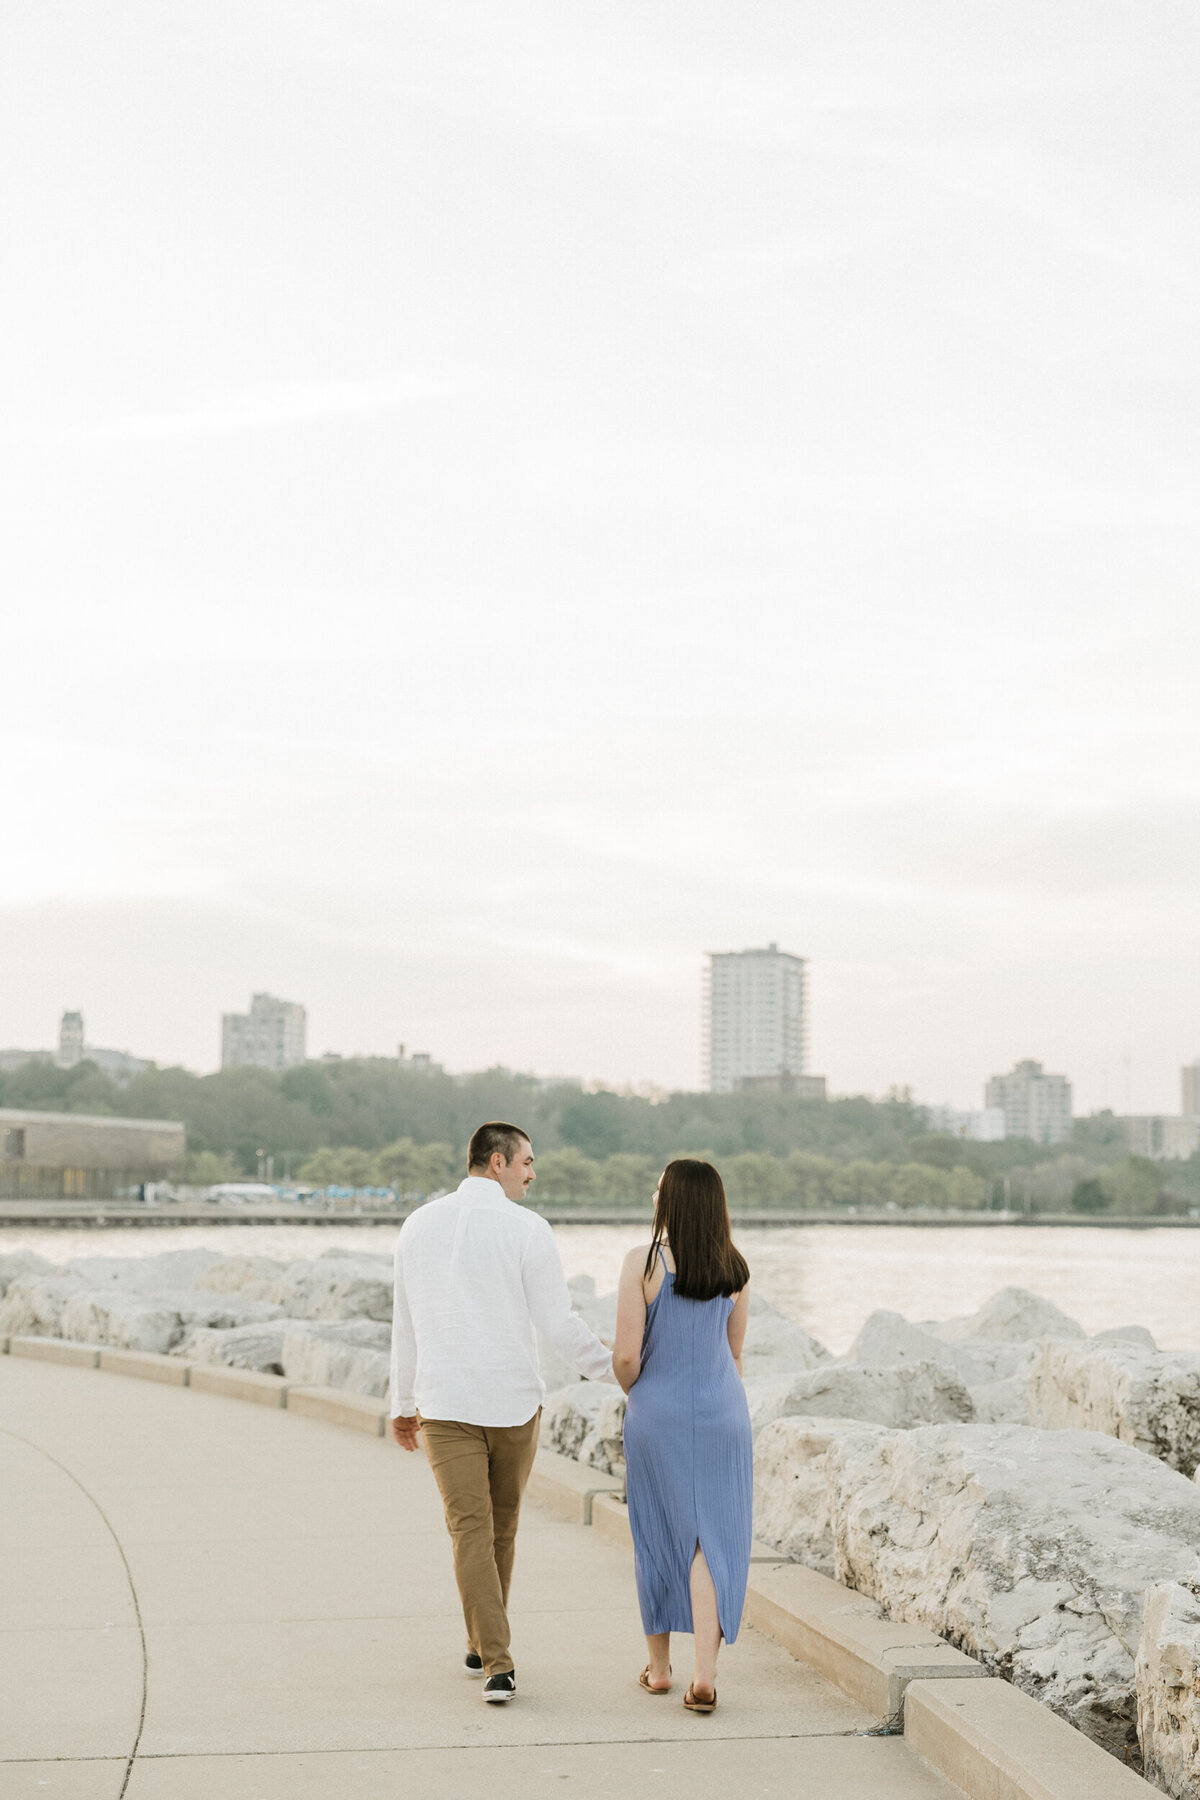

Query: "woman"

xmin=613 ymin=1159 xmax=752 ymax=1714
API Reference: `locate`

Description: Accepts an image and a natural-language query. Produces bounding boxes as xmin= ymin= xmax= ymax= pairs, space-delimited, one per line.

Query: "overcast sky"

xmin=2 ymin=3 xmax=1198 ymax=1111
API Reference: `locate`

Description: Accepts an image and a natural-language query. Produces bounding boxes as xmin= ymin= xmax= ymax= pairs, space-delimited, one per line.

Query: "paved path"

xmin=0 ymin=1357 xmax=965 ymax=1799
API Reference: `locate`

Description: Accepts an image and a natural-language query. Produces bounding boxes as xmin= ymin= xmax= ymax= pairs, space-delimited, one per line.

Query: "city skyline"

xmin=3 ymin=8 xmax=1199 ymax=1114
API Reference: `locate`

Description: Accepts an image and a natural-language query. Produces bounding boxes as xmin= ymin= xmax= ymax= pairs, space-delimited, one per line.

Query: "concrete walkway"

xmin=0 ymin=1356 xmax=966 ymax=1799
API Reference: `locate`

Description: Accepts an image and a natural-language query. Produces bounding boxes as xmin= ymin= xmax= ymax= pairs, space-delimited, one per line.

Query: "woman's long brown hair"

xmin=644 ymin=1159 xmax=749 ymax=1301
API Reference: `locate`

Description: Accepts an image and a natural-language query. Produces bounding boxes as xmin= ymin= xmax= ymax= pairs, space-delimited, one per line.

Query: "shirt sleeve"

xmin=389 ymin=1228 xmax=418 ymax=1416
xmin=521 ymin=1222 xmax=616 ymax=1385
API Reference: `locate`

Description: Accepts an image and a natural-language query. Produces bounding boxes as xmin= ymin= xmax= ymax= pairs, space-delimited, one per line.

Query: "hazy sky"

xmin=3 ymin=4 xmax=1199 ymax=1110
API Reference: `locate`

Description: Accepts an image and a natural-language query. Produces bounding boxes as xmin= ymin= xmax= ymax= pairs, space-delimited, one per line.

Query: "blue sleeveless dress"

xmin=622 ymin=1251 xmax=753 ymax=1642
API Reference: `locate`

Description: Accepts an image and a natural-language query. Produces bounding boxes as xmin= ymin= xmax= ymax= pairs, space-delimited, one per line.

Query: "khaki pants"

xmin=420 ymin=1410 xmax=541 ymax=1676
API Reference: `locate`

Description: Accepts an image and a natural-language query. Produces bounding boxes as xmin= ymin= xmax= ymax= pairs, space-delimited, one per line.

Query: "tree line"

xmin=3 ymin=1052 xmax=1196 ymax=1215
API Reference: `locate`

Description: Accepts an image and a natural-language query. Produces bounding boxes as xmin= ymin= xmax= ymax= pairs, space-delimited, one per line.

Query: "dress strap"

xmin=656 ymin=1243 xmax=668 ymax=1273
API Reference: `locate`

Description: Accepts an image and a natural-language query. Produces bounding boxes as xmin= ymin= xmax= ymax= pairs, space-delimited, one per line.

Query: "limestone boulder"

xmin=0 ymin=1272 xmax=88 ymax=1338
xmin=1028 ymin=1341 xmax=1200 ymax=1477
xmin=849 ymin=1308 xmax=1033 ymax=1390
xmin=60 ymin=1291 xmax=186 ymax=1354
xmin=1094 ymin=1325 xmax=1158 ymax=1351
xmin=742 ymin=1293 xmax=830 ymax=1378
xmin=542 ymin=1385 xmax=627 ymax=1474
xmin=0 ymin=1250 xmax=54 ymax=1299
xmin=269 ymin=1256 xmax=393 ymax=1323
xmin=745 ymin=1359 xmax=974 ymax=1431
xmin=65 ymin=1249 xmax=224 ymax=1294
xmin=930 ymin=1286 xmax=1084 ymax=1345
xmin=827 ymin=1422 xmax=1200 ymax=1756
xmin=1137 ymin=1579 xmax=1200 ymax=1798
xmin=174 ymin=1323 xmax=288 ymax=1373
xmin=193 ymin=1255 xmax=290 ymax=1300
xmin=753 ymin=1417 xmax=886 ymax=1575
xmin=281 ymin=1321 xmax=391 ymax=1397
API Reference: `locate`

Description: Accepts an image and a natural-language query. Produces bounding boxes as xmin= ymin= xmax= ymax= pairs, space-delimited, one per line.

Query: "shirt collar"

xmin=456 ymin=1174 xmax=510 ymax=1203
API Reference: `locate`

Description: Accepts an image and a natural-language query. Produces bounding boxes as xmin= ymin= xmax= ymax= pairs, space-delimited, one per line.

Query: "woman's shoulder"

xmin=621 ymin=1242 xmax=654 ymax=1272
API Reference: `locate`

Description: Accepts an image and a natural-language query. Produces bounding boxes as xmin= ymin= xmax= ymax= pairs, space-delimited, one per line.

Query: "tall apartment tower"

xmin=984 ymin=1059 xmax=1073 ymax=1145
xmin=703 ymin=943 xmax=808 ymax=1094
xmin=1183 ymin=1060 xmax=1200 ymax=1118
xmin=221 ymin=993 xmax=307 ymax=1071
xmin=57 ymin=1011 xmax=85 ymax=1068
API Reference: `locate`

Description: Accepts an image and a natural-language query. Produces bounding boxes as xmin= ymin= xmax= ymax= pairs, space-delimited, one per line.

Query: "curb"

xmin=0 ymin=1336 xmax=1160 ymax=1798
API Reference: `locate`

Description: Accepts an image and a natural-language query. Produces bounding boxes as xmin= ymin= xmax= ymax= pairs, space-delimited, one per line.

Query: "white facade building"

xmin=1182 ymin=1060 xmax=1200 ymax=1118
xmin=221 ymin=993 xmax=307 ymax=1071
xmin=703 ymin=943 xmax=809 ymax=1094
xmin=925 ymin=1105 xmax=1006 ymax=1142
xmin=984 ymin=1059 xmax=1073 ymax=1145
xmin=1120 ymin=1115 xmax=1200 ymax=1162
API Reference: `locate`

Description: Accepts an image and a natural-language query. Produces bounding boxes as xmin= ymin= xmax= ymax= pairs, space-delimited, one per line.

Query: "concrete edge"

xmin=285 ymin=1385 xmax=387 ymax=1436
xmin=187 ymin=1364 xmax=289 ymax=1407
xmin=590 ymin=1491 xmax=633 ymax=1550
xmin=905 ymin=1675 xmax=1157 ymax=1799
xmin=97 ymin=1348 xmax=190 ymax=1385
xmin=526 ymin=1449 xmax=624 ymax=1525
xmin=744 ymin=1563 xmax=985 ymax=1721
xmin=9 ymin=1336 xmax=100 ymax=1368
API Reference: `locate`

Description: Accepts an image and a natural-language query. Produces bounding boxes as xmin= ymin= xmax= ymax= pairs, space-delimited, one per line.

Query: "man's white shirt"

xmin=389 ymin=1175 xmax=615 ymax=1425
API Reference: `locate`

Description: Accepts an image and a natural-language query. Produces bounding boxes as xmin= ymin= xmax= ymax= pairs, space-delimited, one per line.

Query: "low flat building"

xmin=1120 ymin=1115 xmax=1200 ymax=1162
xmin=0 ymin=1108 xmax=185 ymax=1199
xmin=734 ymin=1073 xmax=827 ymax=1099
xmin=984 ymin=1059 xmax=1073 ymax=1145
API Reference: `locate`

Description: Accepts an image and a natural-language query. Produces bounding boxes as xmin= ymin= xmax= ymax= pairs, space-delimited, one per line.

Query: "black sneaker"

xmin=464 ymin=1652 xmax=484 ymax=1677
xmin=483 ymin=1671 xmax=516 ymax=1703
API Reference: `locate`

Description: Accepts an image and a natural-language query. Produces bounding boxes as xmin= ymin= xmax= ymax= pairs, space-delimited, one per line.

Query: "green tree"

xmin=180 ymin=1150 xmax=238 ymax=1185
xmin=597 ymin=1153 xmax=659 ymax=1204
xmin=1071 ymin=1177 xmax=1112 ymax=1213
xmin=529 ymin=1148 xmax=599 ymax=1202
xmin=723 ymin=1152 xmax=793 ymax=1208
xmin=1101 ymin=1156 xmax=1164 ymax=1216
xmin=297 ymin=1146 xmax=375 ymax=1187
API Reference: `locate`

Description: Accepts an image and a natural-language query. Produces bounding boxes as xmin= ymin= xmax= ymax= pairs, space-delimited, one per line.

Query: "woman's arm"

xmin=613 ymin=1246 xmax=650 ymax=1394
xmin=727 ymin=1285 xmax=750 ymax=1377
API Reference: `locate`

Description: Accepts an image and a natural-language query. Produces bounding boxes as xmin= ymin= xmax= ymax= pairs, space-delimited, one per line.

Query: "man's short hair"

xmin=468 ymin=1121 xmax=530 ymax=1171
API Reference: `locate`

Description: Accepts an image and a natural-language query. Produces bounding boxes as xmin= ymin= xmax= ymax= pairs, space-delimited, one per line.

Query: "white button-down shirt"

xmin=389 ymin=1175 xmax=614 ymax=1425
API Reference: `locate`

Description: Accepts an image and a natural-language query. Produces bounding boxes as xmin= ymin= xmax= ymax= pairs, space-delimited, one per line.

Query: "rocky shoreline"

xmin=3 ymin=1246 xmax=1199 ymax=1794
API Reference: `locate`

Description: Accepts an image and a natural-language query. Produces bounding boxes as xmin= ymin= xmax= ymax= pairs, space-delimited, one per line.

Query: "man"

xmin=390 ymin=1121 xmax=614 ymax=1703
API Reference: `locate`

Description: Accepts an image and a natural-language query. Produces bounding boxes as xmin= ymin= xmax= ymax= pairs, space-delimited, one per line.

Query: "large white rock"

xmin=65 ymin=1249 xmax=224 ymax=1294
xmin=745 ymin=1360 xmax=975 ymax=1430
xmin=850 ymin=1308 xmax=1031 ymax=1384
xmin=0 ymin=1250 xmax=53 ymax=1298
xmin=281 ymin=1321 xmax=391 ymax=1396
xmin=0 ymin=1272 xmax=88 ymax=1338
xmin=754 ymin=1417 xmax=886 ymax=1575
xmin=57 ymin=1287 xmax=286 ymax=1355
xmin=827 ymin=1422 xmax=1200 ymax=1756
xmin=269 ymin=1256 xmax=393 ymax=1323
xmin=541 ymin=1385 xmax=627 ymax=1474
xmin=174 ymin=1323 xmax=288 ymax=1372
xmin=1137 ymin=1579 xmax=1200 ymax=1798
xmin=930 ymin=1286 xmax=1085 ymax=1345
xmin=1028 ymin=1341 xmax=1200 ymax=1477
xmin=741 ymin=1293 xmax=830 ymax=1377
xmin=193 ymin=1255 xmax=290 ymax=1300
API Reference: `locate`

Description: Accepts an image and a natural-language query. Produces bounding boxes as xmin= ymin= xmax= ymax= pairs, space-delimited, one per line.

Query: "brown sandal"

xmin=639 ymin=1664 xmax=672 ymax=1694
xmin=683 ymin=1683 xmax=717 ymax=1713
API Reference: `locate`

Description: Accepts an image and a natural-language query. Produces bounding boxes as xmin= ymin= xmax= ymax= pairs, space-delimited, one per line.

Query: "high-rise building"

xmin=57 ymin=1011 xmax=85 ymax=1068
xmin=984 ymin=1059 xmax=1073 ymax=1144
xmin=221 ymin=993 xmax=307 ymax=1071
xmin=702 ymin=943 xmax=810 ymax=1094
xmin=1182 ymin=1060 xmax=1200 ymax=1118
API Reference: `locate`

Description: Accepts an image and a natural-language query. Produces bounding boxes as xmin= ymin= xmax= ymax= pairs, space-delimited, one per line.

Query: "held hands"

xmin=390 ymin=1415 xmax=421 ymax=1451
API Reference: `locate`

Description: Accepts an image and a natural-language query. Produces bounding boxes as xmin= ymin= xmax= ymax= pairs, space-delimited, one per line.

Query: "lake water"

xmin=6 ymin=1221 xmax=1199 ymax=1352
